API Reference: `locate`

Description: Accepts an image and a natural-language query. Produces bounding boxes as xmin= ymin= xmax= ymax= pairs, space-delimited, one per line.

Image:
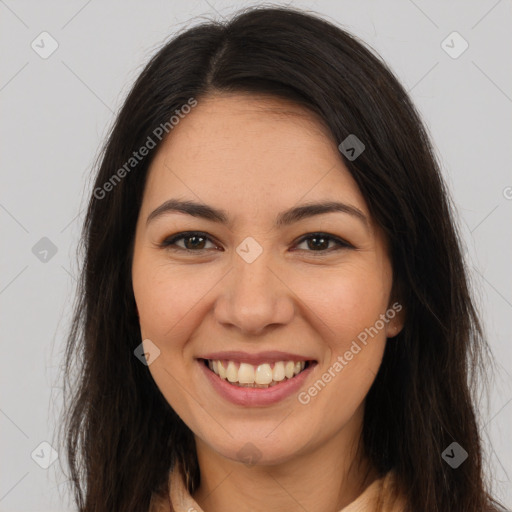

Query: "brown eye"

xmin=294 ymin=233 xmax=352 ymax=253
xmin=160 ymin=231 xmax=352 ymax=255
xmin=161 ymin=232 xmax=218 ymax=252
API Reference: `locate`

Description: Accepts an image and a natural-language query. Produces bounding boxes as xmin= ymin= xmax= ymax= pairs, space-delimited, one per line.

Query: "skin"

xmin=131 ymin=93 xmax=405 ymax=512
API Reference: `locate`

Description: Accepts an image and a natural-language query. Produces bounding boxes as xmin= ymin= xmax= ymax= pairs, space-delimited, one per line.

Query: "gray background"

xmin=1 ymin=1 xmax=511 ymax=510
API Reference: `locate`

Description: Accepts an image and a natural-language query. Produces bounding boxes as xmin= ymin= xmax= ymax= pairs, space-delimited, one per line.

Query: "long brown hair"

xmin=59 ymin=6 xmax=503 ymax=511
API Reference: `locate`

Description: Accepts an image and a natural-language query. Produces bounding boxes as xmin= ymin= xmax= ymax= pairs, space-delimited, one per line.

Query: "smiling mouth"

xmin=201 ymin=358 xmax=315 ymax=388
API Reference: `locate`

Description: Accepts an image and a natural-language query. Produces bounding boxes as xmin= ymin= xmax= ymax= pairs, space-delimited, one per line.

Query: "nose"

xmin=213 ymin=251 xmax=295 ymax=337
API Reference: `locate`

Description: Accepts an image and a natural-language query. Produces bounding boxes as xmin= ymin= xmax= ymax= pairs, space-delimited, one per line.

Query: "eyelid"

xmin=160 ymin=231 xmax=220 ymax=251
xmin=159 ymin=231 xmax=353 ymax=253
xmin=293 ymin=232 xmax=353 ymax=251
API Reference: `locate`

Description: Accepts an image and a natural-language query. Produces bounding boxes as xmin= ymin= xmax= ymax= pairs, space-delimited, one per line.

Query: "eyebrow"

xmin=146 ymin=198 xmax=369 ymax=230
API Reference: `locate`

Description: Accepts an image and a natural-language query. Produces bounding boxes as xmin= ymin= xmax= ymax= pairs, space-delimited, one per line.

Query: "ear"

xmin=385 ymin=299 xmax=405 ymax=339
xmin=385 ymin=278 xmax=405 ymax=339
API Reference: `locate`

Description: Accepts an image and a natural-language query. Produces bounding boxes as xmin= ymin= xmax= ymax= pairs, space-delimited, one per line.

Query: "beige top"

xmin=149 ymin=463 xmax=406 ymax=512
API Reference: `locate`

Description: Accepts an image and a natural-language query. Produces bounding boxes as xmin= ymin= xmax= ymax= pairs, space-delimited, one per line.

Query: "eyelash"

xmin=159 ymin=231 xmax=353 ymax=255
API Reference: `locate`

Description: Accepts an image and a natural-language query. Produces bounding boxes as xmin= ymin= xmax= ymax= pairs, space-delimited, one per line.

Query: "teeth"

xmin=273 ymin=361 xmax=285 ymax=382
xmin=206 ymin=359 xmax=308 ymax=387
xmin=226 ymin=361 xmax=238 ymax=383
xmin=218 ymin=361 xmax=227 ymax=379
xmin=285 ymin=361 xmax=295 ymax=379
xmin=238 ymin=362 xmax=255 ymax=384
xmin=255 ymin=363 xmax=273 ymax=385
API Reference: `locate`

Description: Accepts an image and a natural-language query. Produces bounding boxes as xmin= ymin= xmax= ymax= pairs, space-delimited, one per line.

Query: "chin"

xmin=202 ymin=430 xmax=309 ymax=467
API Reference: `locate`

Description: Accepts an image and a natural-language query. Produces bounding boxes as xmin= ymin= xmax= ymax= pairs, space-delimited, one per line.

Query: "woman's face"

xmin=131 ymin=93 xmax=404 ymax=466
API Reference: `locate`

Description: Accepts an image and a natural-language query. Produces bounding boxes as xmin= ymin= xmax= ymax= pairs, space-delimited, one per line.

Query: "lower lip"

xmin=198 ymin=360 xmax=316 ymax=407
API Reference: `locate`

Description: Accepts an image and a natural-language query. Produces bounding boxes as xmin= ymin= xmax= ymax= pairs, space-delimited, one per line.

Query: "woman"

xmin=60 ymin=6 xmax=503 ymax=511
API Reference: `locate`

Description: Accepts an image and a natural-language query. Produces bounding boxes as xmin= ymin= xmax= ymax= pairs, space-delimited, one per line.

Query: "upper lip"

xmin=198 ymin=351 xmax=316 ymax=366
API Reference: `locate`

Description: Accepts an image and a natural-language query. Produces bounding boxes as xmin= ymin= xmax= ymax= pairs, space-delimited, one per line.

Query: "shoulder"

xmin=340 ymin=470 xmax=406 ymax=512
xmin=379 ymin=470 xmax=407 ymax=512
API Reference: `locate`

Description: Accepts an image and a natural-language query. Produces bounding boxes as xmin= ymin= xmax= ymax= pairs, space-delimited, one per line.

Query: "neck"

xmin=191 ymin=409 xmax=377 ymax=512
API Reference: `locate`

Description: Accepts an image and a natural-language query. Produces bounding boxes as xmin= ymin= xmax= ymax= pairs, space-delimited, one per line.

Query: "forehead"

xmin=142 ymin=93 xmax=369 ymax=222
xmin=163 ymin=92 xmax=336 ymax=157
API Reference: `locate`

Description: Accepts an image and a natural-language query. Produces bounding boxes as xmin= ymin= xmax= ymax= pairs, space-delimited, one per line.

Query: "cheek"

xmin=132 ymin=260 xmax=209 ymax=419
xmin=292 ymin=260 xmax=391 ymax=407
xmin=133 ymin=260 xmax=198 ymax=335
xmin=132 ymin=258 xmax=228 ymax=371
xmin=306 ymin=264 xmax=390 ymax=405
xmin=294 ymin=259 xmax=391 ymax=343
